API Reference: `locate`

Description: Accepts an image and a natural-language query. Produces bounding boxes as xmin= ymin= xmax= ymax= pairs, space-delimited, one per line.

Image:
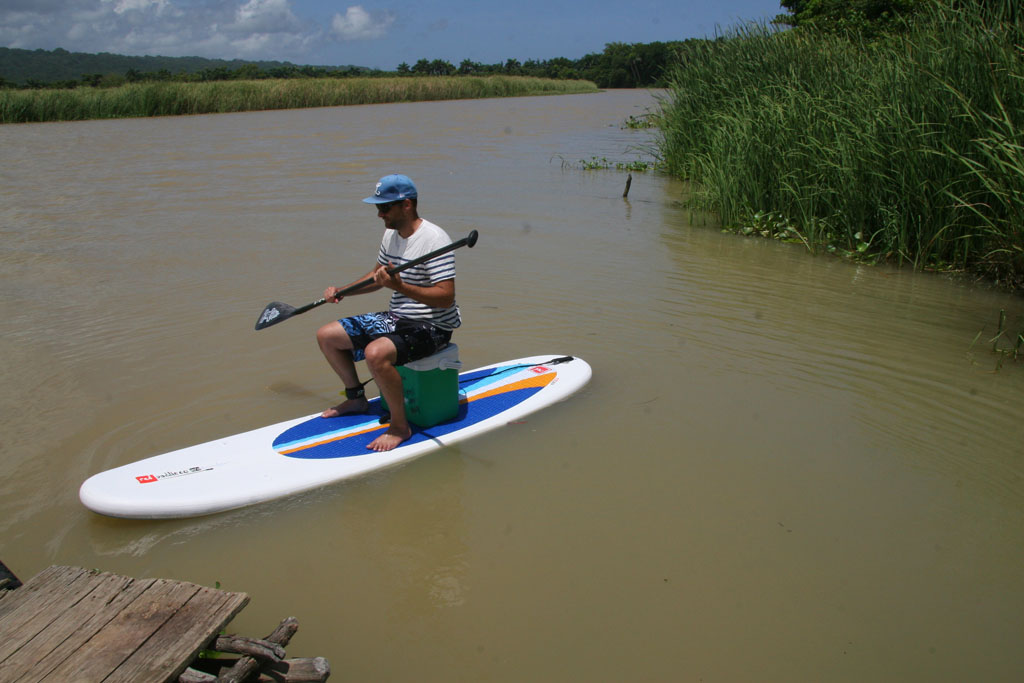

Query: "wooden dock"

xmin=0 ymin=565 xmax=329 ymax=682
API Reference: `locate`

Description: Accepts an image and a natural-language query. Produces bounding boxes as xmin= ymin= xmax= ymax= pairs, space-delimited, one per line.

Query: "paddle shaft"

xmin=269 ymin=230 xmax=478 ymax=321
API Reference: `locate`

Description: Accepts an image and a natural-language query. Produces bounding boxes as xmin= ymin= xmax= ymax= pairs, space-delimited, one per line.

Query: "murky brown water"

xmin=2 ymin=90 xmax=1023 ymax=681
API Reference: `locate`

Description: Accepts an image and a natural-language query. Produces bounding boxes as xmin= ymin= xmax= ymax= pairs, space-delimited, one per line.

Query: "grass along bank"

xmin=656 ymin=1 xmax=1024 ymax=290
xmin=0 ymin=75 xmax=599 ymax=124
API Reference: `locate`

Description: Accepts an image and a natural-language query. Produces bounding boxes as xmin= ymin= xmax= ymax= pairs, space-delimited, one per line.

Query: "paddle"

xmin=255 ymin=229 xmax=479 ymax=331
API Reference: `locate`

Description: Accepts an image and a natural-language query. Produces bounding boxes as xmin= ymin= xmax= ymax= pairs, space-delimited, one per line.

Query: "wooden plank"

xmin=0 ymin=566 xmax=82 ymax=620
xmin=1 ymin=573 xmax=154 ymax=683
xmin=106 ymin=585 xmax=248 ymax=683
xmin=0 ymin=566 xmax=107 ymax=662
xmin=38 ymin=578 xmax=201 ymax=682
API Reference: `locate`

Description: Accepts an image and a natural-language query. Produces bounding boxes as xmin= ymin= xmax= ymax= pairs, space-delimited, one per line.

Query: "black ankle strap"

xmin=345 ymin=386 xmax=365 ymax=400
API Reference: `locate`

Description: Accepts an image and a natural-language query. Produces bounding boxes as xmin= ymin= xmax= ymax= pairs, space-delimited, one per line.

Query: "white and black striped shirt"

xmin=377 ymin=220 xmax=461 ymax=330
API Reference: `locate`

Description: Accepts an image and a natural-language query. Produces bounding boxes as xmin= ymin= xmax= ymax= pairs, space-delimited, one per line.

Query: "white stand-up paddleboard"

xmin=80 ymin=355 xmax=591 ymax=519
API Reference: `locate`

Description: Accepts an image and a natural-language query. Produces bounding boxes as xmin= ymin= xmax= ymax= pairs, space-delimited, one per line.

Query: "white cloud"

xmin=107 ymin=0 xmax=168 ymax=15
xmin=331 ymin=5 xmax=394 ymax=41
xmin=231 ymin=0 xmax=301 ymax=34
xmin=0 ymin=0 xmax=328 ymax=61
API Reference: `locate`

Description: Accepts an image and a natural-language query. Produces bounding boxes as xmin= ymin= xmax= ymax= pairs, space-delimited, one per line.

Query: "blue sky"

xmin=0 ymin=1 xmax=785 ymax=70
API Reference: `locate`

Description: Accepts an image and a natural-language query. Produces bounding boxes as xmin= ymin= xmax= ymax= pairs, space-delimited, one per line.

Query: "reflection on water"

xmin=2 ymin=90 xmax=1023 ymax=681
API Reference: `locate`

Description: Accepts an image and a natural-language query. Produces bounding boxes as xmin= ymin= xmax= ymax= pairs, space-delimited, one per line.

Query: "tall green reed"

xmin=0 ymin=76 xmax=598 ymax=124
xmin=657 ymin=1 xmax=1024 ymax=287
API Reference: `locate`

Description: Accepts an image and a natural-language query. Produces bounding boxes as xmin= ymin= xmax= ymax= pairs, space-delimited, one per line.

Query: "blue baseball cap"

xmin=363 ymin=174 xmax=418 ymax=204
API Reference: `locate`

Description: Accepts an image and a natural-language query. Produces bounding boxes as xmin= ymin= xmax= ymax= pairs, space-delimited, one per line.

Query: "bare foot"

xmin=366 ymin=425 xmax=412 ymax=452
xmin=321 ymin=396 xmax=369 ymax=418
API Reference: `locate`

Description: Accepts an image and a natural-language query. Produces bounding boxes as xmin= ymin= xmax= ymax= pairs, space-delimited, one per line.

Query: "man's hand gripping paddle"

xmin=255 ymin=230 xmax=478 ymax=331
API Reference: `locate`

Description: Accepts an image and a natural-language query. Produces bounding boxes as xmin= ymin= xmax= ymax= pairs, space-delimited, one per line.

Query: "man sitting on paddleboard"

xmin=316 ymin=174 xmax=461 ymax=452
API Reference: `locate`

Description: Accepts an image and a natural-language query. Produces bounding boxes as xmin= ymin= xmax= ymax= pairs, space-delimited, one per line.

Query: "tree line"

xmin=392 ymin=41 xmax=687 ymax=86
xmin=0 ymin=41 xmax=700 ymax=90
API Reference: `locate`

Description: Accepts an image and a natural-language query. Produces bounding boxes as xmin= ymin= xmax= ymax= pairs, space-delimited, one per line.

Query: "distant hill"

xmin=1 ymin=41 xmax=692 ymax=89
xmin=0 ymin=46 xmax=365 ymax=85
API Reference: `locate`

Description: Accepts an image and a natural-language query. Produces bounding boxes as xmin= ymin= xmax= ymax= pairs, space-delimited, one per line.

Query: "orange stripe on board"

xmin=465 ymin=371 xmax=555 ymax=403
xmin=278 ymin=423 xmax=386 ymax=455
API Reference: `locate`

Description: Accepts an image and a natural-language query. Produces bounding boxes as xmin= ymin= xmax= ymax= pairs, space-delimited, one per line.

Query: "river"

xmin=1 ymin=89 xmax=1022 ymax=681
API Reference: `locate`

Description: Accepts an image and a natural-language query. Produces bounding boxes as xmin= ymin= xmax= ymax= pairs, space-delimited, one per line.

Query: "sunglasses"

xmin=375 ymin=200 xmax=400 ymax=213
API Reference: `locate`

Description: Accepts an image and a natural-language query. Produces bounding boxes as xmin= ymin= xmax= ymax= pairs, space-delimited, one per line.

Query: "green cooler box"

xmin=380 ymin=343 xmax=463 ymax=427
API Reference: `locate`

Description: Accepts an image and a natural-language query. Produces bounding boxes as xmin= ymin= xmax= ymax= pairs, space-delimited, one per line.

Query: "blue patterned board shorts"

xmin=340 ymin=311 xmax=452 ymax=366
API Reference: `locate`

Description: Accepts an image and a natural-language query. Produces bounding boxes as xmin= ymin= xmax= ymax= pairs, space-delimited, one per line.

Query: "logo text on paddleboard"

xmin=531 ymin=366 xmax=550 ymax=373
xmin=136 ymin=466 xmax=212 ymax=484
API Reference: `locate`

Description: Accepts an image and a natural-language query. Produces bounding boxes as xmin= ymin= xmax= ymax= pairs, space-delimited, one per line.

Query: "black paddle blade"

xmin=255 ymin=301 xmax=297 ymax=330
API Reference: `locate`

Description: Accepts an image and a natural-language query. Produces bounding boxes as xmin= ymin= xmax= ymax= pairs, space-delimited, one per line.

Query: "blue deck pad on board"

xmin=274 ymin=365 xmax=542 ymax=460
